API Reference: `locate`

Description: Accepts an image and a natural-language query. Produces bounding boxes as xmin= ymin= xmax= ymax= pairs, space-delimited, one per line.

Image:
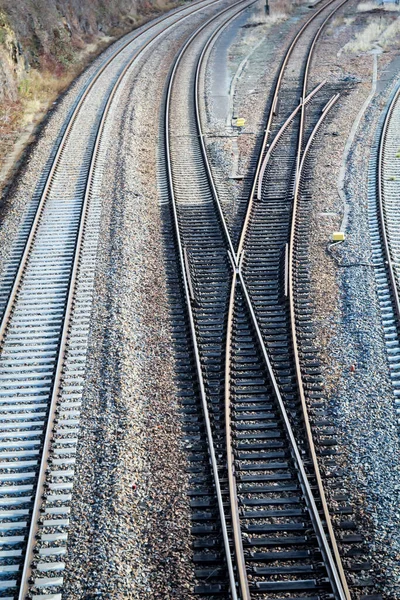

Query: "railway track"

xmin=369 ymin=82 xmax=400 ymax=424
xmin=0 ymin=0 xmax=386 ymax=596
xmin=164 ymin=3 xmax=257 ymax=596
xmin=163 ymin=0 xmax=382 ymax=598
xmin=0 ymin=1 xmax=236 ymax=597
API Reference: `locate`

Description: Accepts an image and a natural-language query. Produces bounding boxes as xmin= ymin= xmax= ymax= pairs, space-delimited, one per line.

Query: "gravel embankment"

xmin=62 ymin=4 xmax=233 ymax=598
xmin=204 ymin=0 xmax=400 ymax=595
xmin=302 ymin=3 xmax=400 ymax=595
xmin=0 ymin=17 xmax=171 ymax=277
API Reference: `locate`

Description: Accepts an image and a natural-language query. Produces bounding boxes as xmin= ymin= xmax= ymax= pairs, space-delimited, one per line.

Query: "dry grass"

xmin=342 ymin=15 xmax=400 ymax=52
xmin=0 ymin=69 xmax=71 ymax=180
xmin=15 ymin=67 xmax=84 ymax=130
xmin=379 ymin=17 xmax=400 ymax=42
xmin=247 ymin=0 xmax=300 ymax=25
xmin=0 ymin=99 xmax=23 ymax=179
xmin=326 ymin=15 xmax=355 ymax=35
xmin=19 ymin=70 xmax=71 ymax=113
xmin=247 ymin=9 xmax=286 ymax=24
xmin=0 ymin=39 xmax=109 ymax=187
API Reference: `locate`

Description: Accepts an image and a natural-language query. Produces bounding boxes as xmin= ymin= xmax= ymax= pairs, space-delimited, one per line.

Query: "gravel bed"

xmin=61 ymin=4 xmax=233 ymax=598
xmin=202 ymin=0 xmax=319 ymax=235
xmin=304 ymin=2 xmax=400 ymax=595
xmin=2 ymin=0 xmax=399 ymax=595
xmin=203 ymin=0 xmax=400 ymax=594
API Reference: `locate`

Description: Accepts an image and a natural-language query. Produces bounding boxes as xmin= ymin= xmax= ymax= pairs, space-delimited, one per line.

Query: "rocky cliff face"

xmin=0 ymin=0 xmax=174 ymax=187
xmin=0 ymin=0 xmax=163 ymax=103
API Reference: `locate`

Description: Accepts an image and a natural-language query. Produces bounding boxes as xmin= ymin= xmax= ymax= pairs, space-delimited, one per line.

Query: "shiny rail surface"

xmin=0 ymin=1 xmax=227 ymax=597
xmin=198 ymin=2 xmax=348 ymax=595
xmin=199 ymin=0 xmax=380 ymax=595
xmin=164 ymin=3 xmax=256 ymax=597
xmin=228 ymin=1 xmax=351 ymax=597
xmin=227 ymin=0 xmax=382 ymax=589
xmin=163 ymin=0 xmax=370 ymax=597
xmin=369 ymin=83 xmax=400 ymax=421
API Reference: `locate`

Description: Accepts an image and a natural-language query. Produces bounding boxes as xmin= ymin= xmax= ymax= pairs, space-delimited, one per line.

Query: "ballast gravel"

xmin=204 ymin=0 xmax=400 ymax=595
xmin=61 ymin=4 xmax=233 ymax=598
xmin=0 ymin=2 xmax=230 ymax=598
xmin=202 ymin=0 xmax=319 ymax=235
xmin=303 ymin=5 xmax=400 ymax=595
xmin=1 ymin=0 xmax=400 ymax=595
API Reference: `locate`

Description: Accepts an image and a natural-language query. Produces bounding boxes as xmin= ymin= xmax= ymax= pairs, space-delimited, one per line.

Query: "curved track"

xmin=0 ymin=0 xmax=384 ymax=597
xmin=0 ymin=1 xmax=232 ymax=597
xmin=164 ymin=3 xmax=256 ymax=596
xmin=220 ymin=0 xmax=351 ymax=596
xmin=225 ymin=0 xmax=380 ymax=595
xmin=370 ymin=83 xmax=400 ymax=422
xmin=162 ymin=0 xmax=380 ymax=597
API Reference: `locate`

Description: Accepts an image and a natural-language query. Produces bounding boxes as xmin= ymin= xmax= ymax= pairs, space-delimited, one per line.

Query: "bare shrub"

xmin=246 ymin=0 xmax=299 ymax=25
xmin=342 ymin=15 xmax=400 ymax=52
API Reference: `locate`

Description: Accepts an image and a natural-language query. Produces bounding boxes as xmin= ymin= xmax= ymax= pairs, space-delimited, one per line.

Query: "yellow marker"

xmin=332 ymin=231 xmax=345 ymax=242
xmin=236 ymin=118 xmax=246 ymax=127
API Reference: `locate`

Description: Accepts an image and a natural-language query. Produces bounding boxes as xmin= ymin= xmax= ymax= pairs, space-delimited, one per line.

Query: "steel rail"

xmin=294 ymin=0 xmax=349 ymax=179
xmin=194 ymin=6 xmax=247 ymax=260
xmin=222 ymin=97 xmax=347 ymax=596
xmin=194 ymin=7 xmax=348 ymax=597
xmin=0 ymin=0 xmax=222 ymax=346
xmin=225 ymin=95 xmax=344 ymax=599
xmin=236 ymin=256 xmax=347 ymax=599
xmin=250 ymin=3 xmax=351 ymax=589
xmin=164 ymin=2 xmax=256 ymax=598
xmin=17 ymin=2 xmax=231 ymax=597
xmin=256 ymin=80 xmax=326 ymax=200
xmin=232 ymin=0 xmax=351 ymax=594
xmin=194 ymin=13 xmax=254 ymax=598
xmin=288 ymin=93 xmax=351 ymax=600
xmin=195 ymin=14 xmax=251 ymax=590
xmin=377 ymin=85 xmax=400 ymax=326
xmin=224 ymin=261 xmax=251 ymax=600
xmin=236 ymin=0 xmax=346 ymax=258
xmin=286 ymin=6 xmax=350 ymax=596
xmin=194 ymin=3 xmax=350 ymax=596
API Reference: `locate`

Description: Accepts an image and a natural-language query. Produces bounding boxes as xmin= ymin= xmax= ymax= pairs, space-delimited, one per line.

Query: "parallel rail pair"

xmin=371 ymin=83 xmax=400 ymax=418
xmin=0 ymin=0 xmax=233 ymax=597
xmin=164 ymin=0 xmax=380 ymax=598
